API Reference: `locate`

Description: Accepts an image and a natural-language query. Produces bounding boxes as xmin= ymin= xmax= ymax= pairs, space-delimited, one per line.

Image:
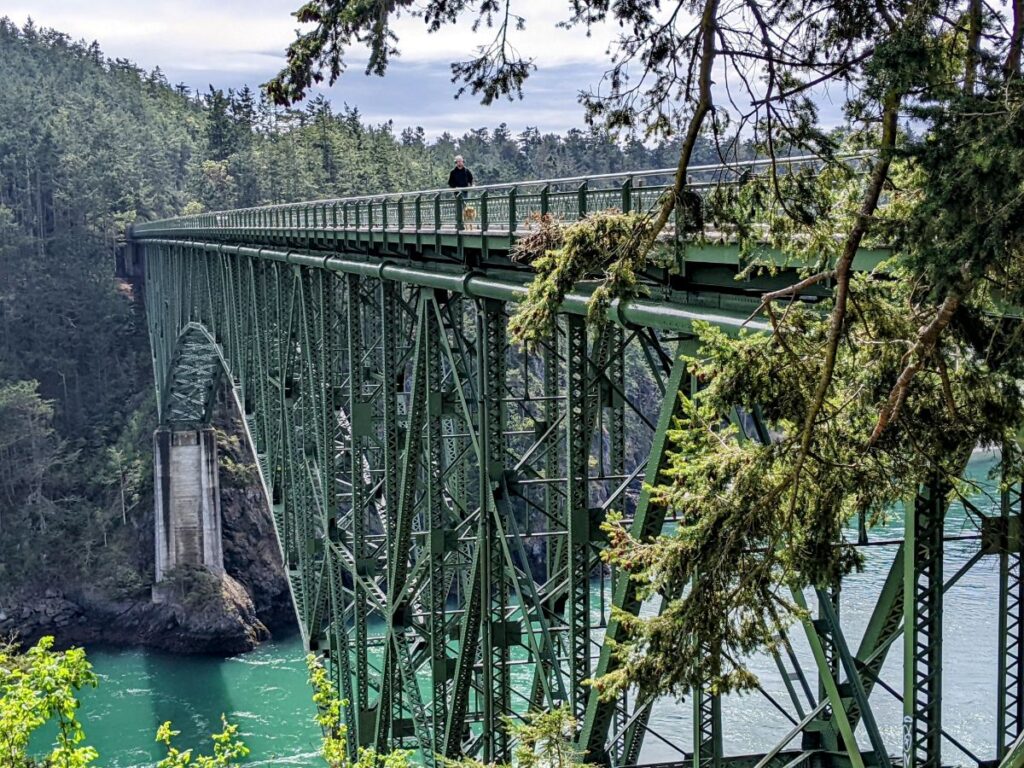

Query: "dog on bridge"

xmin=462 ymin=204 xmax=478 ymax=230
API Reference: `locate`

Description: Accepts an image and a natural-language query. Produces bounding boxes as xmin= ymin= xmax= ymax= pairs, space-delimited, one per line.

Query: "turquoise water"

xmin=37 ymin=632 xmax=322 ymax=767
xmin=32 ymin=455 xmax=1005 ymax=766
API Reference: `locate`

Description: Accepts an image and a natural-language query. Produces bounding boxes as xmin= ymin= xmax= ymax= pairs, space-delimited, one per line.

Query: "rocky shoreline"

xmin=0 ymin=576 xmax=274 ymax=654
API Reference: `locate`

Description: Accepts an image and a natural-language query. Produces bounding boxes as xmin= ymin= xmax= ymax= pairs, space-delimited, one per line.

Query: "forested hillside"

xmin=0 ymin=16 xmax=725 ymax=648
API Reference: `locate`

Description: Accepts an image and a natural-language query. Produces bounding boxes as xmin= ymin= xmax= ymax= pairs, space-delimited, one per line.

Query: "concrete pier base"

xmin=153 ymin=427 xmax=224 ymax=602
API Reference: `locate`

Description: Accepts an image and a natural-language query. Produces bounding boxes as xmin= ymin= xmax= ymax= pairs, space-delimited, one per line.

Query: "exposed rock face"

xmin=218 ymin=436 xmax=294 ymax=634
xmin=0 ymin=400 xmax=295 ymax=654
xmin=1 ymin=574 xmax=267 ymax=654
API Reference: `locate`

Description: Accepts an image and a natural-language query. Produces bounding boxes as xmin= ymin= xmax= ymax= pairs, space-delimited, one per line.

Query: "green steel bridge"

xmin=128 ymin=158 xmax=1023 ymax=768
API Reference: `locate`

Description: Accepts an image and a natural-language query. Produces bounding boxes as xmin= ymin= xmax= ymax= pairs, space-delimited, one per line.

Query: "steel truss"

xmin=135 ymin=215 xmax=1020 ymax=768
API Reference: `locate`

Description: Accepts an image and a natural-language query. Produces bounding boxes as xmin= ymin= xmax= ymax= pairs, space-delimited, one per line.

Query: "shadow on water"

xmin=27 ymin=627 xmax=321 ymax=766
xmin=145 ymin=646 xmax=236 ymax=756
xmin=27 ymin=642 xmax=232 ymax=768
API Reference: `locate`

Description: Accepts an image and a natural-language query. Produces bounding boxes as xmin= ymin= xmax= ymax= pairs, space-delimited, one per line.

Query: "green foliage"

xmin=165 ymin=565 xmax=224 ymax=610
xmin=0 ymin=638 xmax=245 ymax=768
xmin=509 ymin=707 xmax=584 ymax=768
xmin=600 ymin=270 xmax=1024 ymax=699
xmin=703 ymin=160 xmax=863 ymax=268
xmin=214 ymin=429 xmax=259 ymax=488
xmin=155 ymin=717 xmax=250 ymax=768
xmin=598 ymin=71 xmax=1024 ymax=694
xmin=0 ymin=638 xmax=584 ymax=768
xmin=895 ymin=83 xmax=1024 ymax=310
xmin=219 ymin=456 xmax=258 ymax=488
xmin=0 ymin=636 xmax=98 ymax=768
xmin=0 ymin=380 xmax=59 ymax=534
xmin=307 ymin=654 xmax=413 ymax=768
xmin=508 ymin=211 xmax=654 ymax=348
xmin=309 ymin=654 xmax=587 ymax=767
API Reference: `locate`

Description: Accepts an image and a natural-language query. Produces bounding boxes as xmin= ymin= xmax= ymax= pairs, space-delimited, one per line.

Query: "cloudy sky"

xmin=8 ymin=0 xmax=641 ymax=135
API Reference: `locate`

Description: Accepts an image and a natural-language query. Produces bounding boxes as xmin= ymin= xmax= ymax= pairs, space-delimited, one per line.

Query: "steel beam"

xmin=903 ymin=479 xmax=948 ymax=768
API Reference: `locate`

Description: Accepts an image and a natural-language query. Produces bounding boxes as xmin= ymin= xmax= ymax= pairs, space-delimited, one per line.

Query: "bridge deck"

xmin=131 ymin=156 xmax=889 ymax=327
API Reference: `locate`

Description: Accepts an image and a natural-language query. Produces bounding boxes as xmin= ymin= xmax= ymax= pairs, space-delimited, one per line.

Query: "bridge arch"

xmin=158 ymin=322 xmax=227 ymax=428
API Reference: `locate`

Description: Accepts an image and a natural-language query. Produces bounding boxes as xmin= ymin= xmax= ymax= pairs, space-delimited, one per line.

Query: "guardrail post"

xmin=508 ymin=187 xmax=517 ymax=237
xmin=540 ymin=184 xmax=549 ymax=217
xmin=372 ymin=199 xmax=380 ymax=247
xmin=434 ymin=193 xmax=442 ymax=252
xmin=396 ymin=197 xmax=405 ymax=249
xmin=621 ymin=177 xmax=633 ymax=213
xmin=480 ymin=191 xmax=489 ymax=232
xmin=578 ymin=180 xmax=588 ymax=219
xmin=455 ymin=191 xmax=464 ymax=231
xmin=415 ymin=194 xmax=423 ymax=250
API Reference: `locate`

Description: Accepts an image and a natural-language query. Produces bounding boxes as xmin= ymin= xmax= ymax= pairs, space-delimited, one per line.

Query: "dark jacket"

xmin=448 ymin=166 xmax=473 ymax=188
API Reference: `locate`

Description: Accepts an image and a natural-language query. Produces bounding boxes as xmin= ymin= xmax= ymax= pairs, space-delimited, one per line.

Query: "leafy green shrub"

xmin=0 ymin=636 xmax=98 ymax=768
xmin=156 ymin=717 xmax=250 ymax=768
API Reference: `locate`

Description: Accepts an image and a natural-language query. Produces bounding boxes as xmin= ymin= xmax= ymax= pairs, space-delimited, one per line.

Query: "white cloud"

xmin=386 ymin=3 xmax=620 ymax=67
xmin=8 ymin=0 xmax=628 ymax=75
xmin=8 ymin=1 xmax=297 ymax=72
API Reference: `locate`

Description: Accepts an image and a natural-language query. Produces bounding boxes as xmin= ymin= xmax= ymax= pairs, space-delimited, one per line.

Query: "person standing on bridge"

xmin=447 ymin=155 xmax=473 ymax=188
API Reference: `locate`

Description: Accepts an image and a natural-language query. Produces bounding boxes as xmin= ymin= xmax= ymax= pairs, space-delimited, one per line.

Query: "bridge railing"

xmin=132 ymin=153 xmax=871 ymax=242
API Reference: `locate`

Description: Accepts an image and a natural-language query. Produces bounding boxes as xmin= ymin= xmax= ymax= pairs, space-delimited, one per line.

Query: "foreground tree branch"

xmin=793 ymin=93 xmax=900 ymax=471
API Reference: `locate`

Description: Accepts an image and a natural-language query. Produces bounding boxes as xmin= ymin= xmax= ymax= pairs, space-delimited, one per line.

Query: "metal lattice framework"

xmin=133 ymin=161 xmax=1022 ymax=768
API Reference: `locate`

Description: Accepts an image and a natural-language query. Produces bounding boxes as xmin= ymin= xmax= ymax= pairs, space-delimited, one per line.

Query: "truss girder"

xmin=137 ymin=235 xmax=1009 ymax=768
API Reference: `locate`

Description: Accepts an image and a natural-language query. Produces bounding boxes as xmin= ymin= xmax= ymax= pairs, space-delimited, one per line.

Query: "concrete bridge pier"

xmin=152 ymin=426 xmax=224 ymax=602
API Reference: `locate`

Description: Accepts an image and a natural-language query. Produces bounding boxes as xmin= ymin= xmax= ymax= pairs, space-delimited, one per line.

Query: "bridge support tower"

xmin=152 ymin=425 xmax=225 ymax=601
